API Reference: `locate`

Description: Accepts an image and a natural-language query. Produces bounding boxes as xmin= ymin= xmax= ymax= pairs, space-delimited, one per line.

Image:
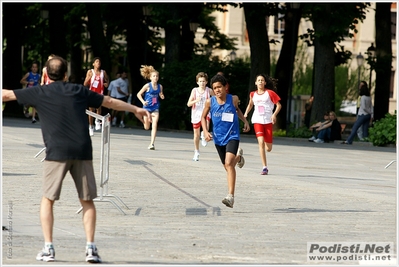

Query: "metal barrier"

xmin=34 ymin=109 xmax=129 ymax=215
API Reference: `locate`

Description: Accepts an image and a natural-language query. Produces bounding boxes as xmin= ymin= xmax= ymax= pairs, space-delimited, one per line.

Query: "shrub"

xmin=368 ymin=111 xmax=397 ymax=146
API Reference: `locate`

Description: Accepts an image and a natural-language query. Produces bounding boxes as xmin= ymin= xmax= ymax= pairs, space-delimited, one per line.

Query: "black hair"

xmin=92 ymin=57 xmax=101 ymax=64
xmin=46 ymin=56 xmax=67 ymax=81
xmin=210 ymin=74 xmax=228 ymax=87
xmin=256 ymin=74 xmax=278 ymax=91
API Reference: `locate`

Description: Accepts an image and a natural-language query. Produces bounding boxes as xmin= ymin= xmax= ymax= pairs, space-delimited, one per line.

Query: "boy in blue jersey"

xmin=201 ymin=74 xmax=250 ymax=208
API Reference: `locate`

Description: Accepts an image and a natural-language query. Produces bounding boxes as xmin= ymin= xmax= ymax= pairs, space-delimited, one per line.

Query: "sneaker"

xmin=313 ymin=138 xmax=324 ymax=143
xmin=89 ymin=126 xmax=94 ymax=136
xmin=236 ymin=148 xmax=245 ymax=168
xmin=222 ymin=194 xmax=234 ymax=208
xmin=200 ymin=131 xmax=208 ymax=147
xmin=112 ymin=117 xmax=117 ymax=126
xmin=308 ymin=136 xmax=316 ymax=141
xmin=32 ymin=118 xmax=37 ymax=124
xmin=148 ymin=144 xmax=155 ymax=150
xmin=193 ymin=151 xmax=200 ymax=161
xmin=86 ymin=245 xmax=102 ymax=263
xmin=95 ymin=119 xmax=101 ymax=130
xmin=261 ymin=167 xmax=268 ymax=175
xmin=119 ymin=121 xmax=125 ymax=128
xmin=36 ymin=246 xmax=55 ymax=262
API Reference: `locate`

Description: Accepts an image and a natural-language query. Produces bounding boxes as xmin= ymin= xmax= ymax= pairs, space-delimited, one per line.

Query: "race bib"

xmin=152 ymin=97 xmax=157 ymax=105
xmin=222 ymin=112 xmax=234 ymax=122
xmin=258 ymin=106 xmax=265 ymax=115
xmin=92 ymin=80 xmax=99 ymax=88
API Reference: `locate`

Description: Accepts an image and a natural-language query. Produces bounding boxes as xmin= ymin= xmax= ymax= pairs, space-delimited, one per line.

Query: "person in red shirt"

xmin=83 ymin=57 xmax=109 ymax=136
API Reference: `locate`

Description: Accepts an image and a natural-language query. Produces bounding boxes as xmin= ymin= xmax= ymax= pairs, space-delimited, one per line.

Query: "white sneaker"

xmin=236 ymin=147 xmax=245 ymax=168
xmin=193 ymin=151 xmax=200 ymax=161
xmin=112 ymin=117 xmax=117 ymax=126
xmin=148 ymin=144 xmax=155 ymax=150
xmin=95 ymin=119 xmax=101 ymax=130
xmin=313 ymin=138 xmax=324 ymax=143
xmin=308 ymin=136 xmax=316 ymax=141
xmin=200 ymin=131 xmax=208 ymax=147
xmin=89 ymin=126 xmax=94 ymax=136
xmin=119 ymin=121 xmax=125 ymax=128
xmin=222 ymin=194 xmax=234 ymax=208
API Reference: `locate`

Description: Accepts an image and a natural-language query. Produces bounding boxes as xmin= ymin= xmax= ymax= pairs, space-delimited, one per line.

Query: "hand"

xmin=103 ymin=82 xmax=108 ymax=88
xmin=242 ymin=121 xmax=250 ymax=132
xmin=244 ymin=113 xmax=248 ymax=118
xmin=204 ymin=131 xmax=213 ymax=142
xmin=143 ymin=101 xmax=148 ymax=106
xmin=134 ymin=107 xmax=152 ymax=124
xmin=159 ymin=93 xmax=165 ymax=100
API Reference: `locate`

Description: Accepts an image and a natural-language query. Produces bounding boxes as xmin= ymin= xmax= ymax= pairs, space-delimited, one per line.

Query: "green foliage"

xmin=292 ymin=44 xmax=313 ymax=95
xmin=368 ymin=111 xmax=397 ymax=146
xmin=158 ymin=55 xmax=250 ymax=130
xmin=286 ymin=125 xmax=312 ymax=138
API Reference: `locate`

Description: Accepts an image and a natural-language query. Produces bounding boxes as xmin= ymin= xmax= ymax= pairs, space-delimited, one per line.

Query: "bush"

xmin=286 ymin=125 xmax=312 ymax=138
xmin=368 ymin=111 xmax=397 ymax=146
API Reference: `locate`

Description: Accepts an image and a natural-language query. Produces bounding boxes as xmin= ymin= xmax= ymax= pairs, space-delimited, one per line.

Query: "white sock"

xmin=45 ymin=242 xmax=53 ymax=248
xmin=86 ymin=242 xmax=95 ymax=248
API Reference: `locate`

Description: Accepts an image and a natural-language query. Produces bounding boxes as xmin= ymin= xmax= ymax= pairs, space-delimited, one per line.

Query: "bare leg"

xmin=79 ymin=199 xmax=96 ymax=243
xmin=143 ymin=115 xmax=151 ymax=130
xmin=88 ymin=107 xmax=95 ymax=126
xmin=150 ymin=112 xmax=159 ymax=145
xmin=257 ymin=136 xmax=267 ymax=167
xmin=32 ymin=108 xmax=37 ymax=120
xmin=193 ymin=127 xmax=200 ymax=151
xmin=40 ymin=197 xmax=54 ymax=242
xmin=223 ymin=152 xmax=240 ymax=195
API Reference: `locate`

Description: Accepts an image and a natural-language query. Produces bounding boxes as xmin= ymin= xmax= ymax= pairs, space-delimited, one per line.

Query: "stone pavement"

xmin=2 ymin=117 xmax=397 ymax=265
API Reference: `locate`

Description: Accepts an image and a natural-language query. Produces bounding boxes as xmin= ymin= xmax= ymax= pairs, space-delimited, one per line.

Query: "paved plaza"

xmin=2 ymin=117 xmax=397 ymax=265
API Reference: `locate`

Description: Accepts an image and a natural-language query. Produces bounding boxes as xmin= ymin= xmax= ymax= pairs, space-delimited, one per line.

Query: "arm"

xmin=243 ymin=96 xmax=254 ymax=118
xmin=271 ymin=101 xmax=282 ymax=124
xmin=186 ymin=89 xmax=199 ymax=107
xmin=316 ymin=120 xmax=333 ymax=131
xmin=2 ymin=89 xmax=17 ymax=102
xmin=200 ymin=99 xmax=212 ymax=141
xmin=101 ymin=95 xmax=151 ymax=125
xmin=20 ymin=73 xmax=29 ymax=87
xmin=136 ymin=84 xmax=149 ymax=106
xmin=83 ymin=70 xmax=92 ymax=86
xmin=40 ymin=68 xmax=46 ymax=85
xmin=159 ymin=84 xmax=165 ymax=99
xmin=103 ymin=71 xmax=109 ymax=88
xmin=233 ymin=95 xmax=250 ymax=132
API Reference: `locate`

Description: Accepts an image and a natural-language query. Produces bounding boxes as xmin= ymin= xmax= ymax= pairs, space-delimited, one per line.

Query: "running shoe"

xmin=236 ymin=148 xmax=245 ymax=168
xmin=36 ymin=246 xmax=55 ymax=262
xmin=148 ymin=144 xmax=155 ymax=150
xmin=200 ymin=131 xmax=208 ymax=147
xmin=261 ymin=167 xmax=268 ymax=175
xmin=89 ymin=126 xmax=94 ymax=136
xmin=193 ymin=151 xmax=200 ymax=161
xmin=222 ymin=194 xmax=234 ymax=208
xmin=95 ymin=119 xmax=101 ymax=130
xmin=86 ymin=245 xmax=102 ymax=263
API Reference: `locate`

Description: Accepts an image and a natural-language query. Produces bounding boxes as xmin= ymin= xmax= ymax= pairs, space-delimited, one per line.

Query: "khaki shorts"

xmin=42 ymin=160 xmax=98 ymax=201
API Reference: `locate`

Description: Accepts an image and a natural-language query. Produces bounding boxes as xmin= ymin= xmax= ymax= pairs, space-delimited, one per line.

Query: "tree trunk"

xmin=48 ymin=4 xmax=68 ymax=59
xmin=69 ymin=10 xmax=85 ymax=83
xmin=164 ymin=4 xmax=182 ymax=64
xmin=275 ymin=5 xmax=302 ymax=130
xmin=243 ymin=3 xmax=270 ymax=106
xmin=85 ymin=4 xmax=111 ymax=74
xmin=125 ymin=3 xmax=147 ymax=106
xmin=374 ymin=3 xmax=392 ymax=121
xmin=3 ymin=3 xmax=24 ymax=115
xmin=312 ymin=4 xmax=336 ymax=123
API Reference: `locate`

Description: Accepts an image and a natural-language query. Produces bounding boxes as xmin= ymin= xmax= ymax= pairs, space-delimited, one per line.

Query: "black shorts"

xmin=215 ymin=139 xmax=239 ymax=165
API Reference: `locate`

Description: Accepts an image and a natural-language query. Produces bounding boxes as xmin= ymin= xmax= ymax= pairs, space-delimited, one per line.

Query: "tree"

xmin=243 ymin=3 xmax=279 ymax=106
xmin=301 ymin=3 xmax=369 ymax=123
xmin=374 ymin=3 xmax=393 ymax=121
xmin=274 ymin=4 xmax=302 ymax=130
